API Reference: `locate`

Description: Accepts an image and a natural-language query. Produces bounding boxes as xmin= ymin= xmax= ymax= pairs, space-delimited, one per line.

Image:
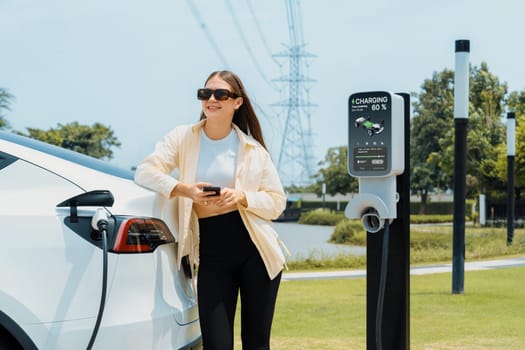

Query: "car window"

xmin=0 ymin=151 xmax=17 ymax=170
xmin=0 ymin=131 xmax=134 ymax=180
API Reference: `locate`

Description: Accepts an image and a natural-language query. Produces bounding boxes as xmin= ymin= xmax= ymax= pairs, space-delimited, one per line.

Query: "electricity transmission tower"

xmin=273 ymin=0 xmax=317 ymax=187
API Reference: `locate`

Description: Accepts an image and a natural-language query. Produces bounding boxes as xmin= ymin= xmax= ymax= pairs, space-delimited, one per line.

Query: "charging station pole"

xmin=367 ymin=93 xmax=410 ymax=349
xmin=452 ymin=39 xmax=470 ymax=294
xmin=507 ymin=112 xmax=516 ymax=245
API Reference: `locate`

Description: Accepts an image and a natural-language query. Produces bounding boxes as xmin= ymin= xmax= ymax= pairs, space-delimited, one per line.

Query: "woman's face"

xmin=201 ymin=75 xmax=243 ymax=122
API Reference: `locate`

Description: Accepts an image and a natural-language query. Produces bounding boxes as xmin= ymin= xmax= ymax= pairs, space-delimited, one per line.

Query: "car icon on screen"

xmin=354 ymin=117 xmax=385 ymax=136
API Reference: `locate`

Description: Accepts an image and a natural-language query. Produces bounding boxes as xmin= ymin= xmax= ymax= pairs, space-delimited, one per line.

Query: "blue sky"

xmin=2 ymin=0 xmax=525 ymax=172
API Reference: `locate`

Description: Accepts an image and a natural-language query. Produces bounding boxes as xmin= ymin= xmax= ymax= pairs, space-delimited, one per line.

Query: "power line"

xmin=185 ymin=0 xmax=230 ymax=68
xmin=224 ymin=0 xmax=278 ymax=91
xmin=246 ymin=0 xmax=283 ymax=68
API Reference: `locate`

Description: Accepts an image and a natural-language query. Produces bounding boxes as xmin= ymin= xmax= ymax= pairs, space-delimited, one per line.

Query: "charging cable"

xmin=87 ymin=208 xmax=109 ymax=350
xmin=375 ymin=220 xmax=390 ymax=350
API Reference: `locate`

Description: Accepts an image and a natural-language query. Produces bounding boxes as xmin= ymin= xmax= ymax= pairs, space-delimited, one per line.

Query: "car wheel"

xmin=0 ymin=328 xmax=23 ymax=350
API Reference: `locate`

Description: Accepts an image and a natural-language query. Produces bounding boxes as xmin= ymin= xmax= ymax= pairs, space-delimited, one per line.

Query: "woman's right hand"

xmin=170 ymin=182 xmax=217 ymax=205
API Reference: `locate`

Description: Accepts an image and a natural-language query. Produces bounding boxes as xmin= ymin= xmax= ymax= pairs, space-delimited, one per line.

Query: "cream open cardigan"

xmin=134 ymin=120 xmax=288 ymax=279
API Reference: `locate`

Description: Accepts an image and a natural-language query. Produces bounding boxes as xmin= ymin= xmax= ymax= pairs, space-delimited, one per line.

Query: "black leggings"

xmin=197 ymin=211 xmax=281 ymax=350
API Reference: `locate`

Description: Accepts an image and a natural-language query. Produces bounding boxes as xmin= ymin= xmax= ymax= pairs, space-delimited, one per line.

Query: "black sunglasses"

xmin=197 ymin=88 xmax=239 ymax=101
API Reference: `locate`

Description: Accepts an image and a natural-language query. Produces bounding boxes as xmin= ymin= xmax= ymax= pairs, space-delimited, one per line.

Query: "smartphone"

xmin=203 ymin=186 xmax=221 ymax=197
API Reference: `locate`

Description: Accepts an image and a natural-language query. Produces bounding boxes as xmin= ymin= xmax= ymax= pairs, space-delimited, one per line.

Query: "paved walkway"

xmin=282 ymin=256 xmax=525 ymax=281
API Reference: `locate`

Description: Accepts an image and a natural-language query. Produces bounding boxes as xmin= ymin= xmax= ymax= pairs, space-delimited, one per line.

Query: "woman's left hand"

xmin=213 ymin=188 xmax=247 ymax=208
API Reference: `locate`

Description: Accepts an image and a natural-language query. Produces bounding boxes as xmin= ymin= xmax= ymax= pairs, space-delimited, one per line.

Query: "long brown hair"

xmin=199 ymin=70 xmax=267 ymax=150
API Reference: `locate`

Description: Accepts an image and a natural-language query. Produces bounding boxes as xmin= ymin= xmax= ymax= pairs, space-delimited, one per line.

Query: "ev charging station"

xmin=346 ymin=91 xmax=410 ymax=349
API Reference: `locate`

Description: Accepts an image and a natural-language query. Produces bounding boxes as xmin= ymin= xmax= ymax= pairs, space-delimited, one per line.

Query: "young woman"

xmin=134 ymin=70 xmax=288 ymax=349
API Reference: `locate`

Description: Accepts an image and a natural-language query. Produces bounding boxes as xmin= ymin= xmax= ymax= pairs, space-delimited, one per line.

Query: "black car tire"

xmin=0 ymin=328 xmax=23 ymax=350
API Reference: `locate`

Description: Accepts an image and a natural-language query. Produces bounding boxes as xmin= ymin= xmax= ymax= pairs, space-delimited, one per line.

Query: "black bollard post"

xmin=452 ymin=39 xmax=470 ymax=295
xmin=507 ymin=112 xmax=516 ymax=245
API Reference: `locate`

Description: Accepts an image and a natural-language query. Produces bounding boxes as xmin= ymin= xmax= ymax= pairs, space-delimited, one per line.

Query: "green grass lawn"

xmin=234 ymin=266 xmax=525 ymax=349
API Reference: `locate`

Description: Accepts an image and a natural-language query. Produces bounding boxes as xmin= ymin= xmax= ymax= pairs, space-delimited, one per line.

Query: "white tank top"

xmin=196 ymin=128 xmax=239 ymax=188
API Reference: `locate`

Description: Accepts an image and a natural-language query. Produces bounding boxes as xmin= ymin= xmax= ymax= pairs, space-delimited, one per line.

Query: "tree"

xmin=311 ymin=146 xmax=358 ymax=197
xmin=0 ymin=88 xmax=14 ymax=129
xmin=410 ymin=69 xmax=455 ymax=212
xmin=20 ymin=122 xmax=121 ymax=160
xmin=411 ymin=165 xmax=435 ymax=214
xmin=492 ymin=90 xmax=525 ymax=200
xmin=435 ymin=62 xmax=506 ymax=196
xmin=506 ymin=90 xmax=525 ymax=117
xmin=411 ymin=62 xmax=507 ymax=212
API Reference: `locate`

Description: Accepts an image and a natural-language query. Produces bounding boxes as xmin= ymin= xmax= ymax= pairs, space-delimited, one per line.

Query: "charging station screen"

xmin=353 ymin=146 xmax=387 ymax=171
xmin=348 ymin=91 xmax=392 ymax=177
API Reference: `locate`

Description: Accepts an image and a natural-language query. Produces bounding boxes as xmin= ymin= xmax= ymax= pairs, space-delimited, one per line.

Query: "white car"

xmin=0 ymin=130 xmax=202 ymax=349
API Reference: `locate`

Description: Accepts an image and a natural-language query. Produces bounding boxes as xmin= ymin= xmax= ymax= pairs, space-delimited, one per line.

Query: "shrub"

xmin=410 ymin=215 xmax=454 ymax=224
xmin=330 ymin=219 xmax=366 ymax=245
xmin=287 ymin=251 xmax=366 ymax=270
xmin=298 ymin=208 xmax=345 ymax=226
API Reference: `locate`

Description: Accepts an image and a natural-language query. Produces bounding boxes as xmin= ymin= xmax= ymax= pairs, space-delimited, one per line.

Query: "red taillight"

xmin=112 ymin=218 xmax=175 ymax=253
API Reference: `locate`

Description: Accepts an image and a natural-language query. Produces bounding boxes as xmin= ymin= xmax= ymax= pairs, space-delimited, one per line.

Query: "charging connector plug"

xmin=91 ymin=208 xmax=109 ymax=231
